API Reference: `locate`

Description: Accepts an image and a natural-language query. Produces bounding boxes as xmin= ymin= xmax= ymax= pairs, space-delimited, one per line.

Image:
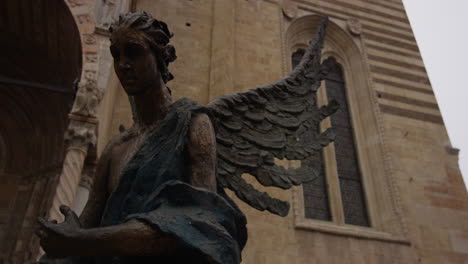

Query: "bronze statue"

xmin=37 ymin=12 xmax=337 ymax=263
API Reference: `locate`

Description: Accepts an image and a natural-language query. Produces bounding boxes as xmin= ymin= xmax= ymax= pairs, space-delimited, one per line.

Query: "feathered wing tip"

xmin=289 ymin=16 xmax=329 ymax=79
xmin=208 ymin=16 xmax=337 ymax=217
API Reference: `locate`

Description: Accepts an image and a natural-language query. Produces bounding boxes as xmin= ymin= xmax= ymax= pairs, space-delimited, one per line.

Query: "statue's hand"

xmin=36 ymin=205 xmax=82 ymax=258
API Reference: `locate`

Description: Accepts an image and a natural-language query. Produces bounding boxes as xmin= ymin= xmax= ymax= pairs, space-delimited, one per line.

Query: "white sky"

xmin=402 ymin=0 xmax=468 ymax=189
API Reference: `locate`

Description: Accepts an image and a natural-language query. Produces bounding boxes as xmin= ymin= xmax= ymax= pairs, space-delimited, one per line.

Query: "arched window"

xmin=292 ymin=49 xmax=370 ymax=227
xmin=287 ymin=16 xmax=407 ymax=242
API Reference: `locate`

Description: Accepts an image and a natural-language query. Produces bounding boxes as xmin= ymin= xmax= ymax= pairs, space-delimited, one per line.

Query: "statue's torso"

xmin=107 ymin=128 xmax=154 ymax=194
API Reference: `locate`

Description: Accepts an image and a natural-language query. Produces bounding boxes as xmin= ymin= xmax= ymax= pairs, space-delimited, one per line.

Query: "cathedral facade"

xmin=1 ymin=0 xmax=467 ymax=263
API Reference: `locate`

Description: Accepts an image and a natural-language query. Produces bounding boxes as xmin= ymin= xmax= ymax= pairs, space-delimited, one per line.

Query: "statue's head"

xmin=109 ymin=12 xmax=176 ymax=95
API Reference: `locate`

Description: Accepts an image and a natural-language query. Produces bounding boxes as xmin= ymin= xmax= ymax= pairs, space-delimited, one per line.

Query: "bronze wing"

xmin=207 ymin=17 xmax=338 ymax=216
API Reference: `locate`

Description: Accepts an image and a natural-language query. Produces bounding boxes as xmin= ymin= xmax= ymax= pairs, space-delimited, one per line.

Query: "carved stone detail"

xmin=71 ymin=76 xmax=104 ymax=118
xmin=85 ymin=52 xmax=98 ymax=63
xmin=346 ymin=18 xmax=362 ymax=36
xmin=77 ymin=14 xmax=91 ymax=24
xmin=83 ymin=34 xmax=97 ymax=44
xmin=282 ymin=0 xmax=298 ymax=19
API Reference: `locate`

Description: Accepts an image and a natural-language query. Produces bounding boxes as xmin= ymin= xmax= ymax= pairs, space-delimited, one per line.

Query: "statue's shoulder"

xmin=171 ymin=97 xmax=205 ymax=112
xmin=100 ymin=127 xmax=136 ymax=158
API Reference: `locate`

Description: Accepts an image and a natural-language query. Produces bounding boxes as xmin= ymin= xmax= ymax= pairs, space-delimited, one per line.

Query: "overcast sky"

xmin=402 ymin=0 xmax=468 ymax=188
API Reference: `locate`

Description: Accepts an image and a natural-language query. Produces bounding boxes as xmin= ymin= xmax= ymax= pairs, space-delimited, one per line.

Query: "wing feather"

xmin=207 ymin=17 xmax=338 ymax=216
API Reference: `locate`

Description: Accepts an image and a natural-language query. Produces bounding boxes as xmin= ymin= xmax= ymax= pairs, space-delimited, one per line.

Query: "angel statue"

xmin=36 ymin=12 xmax=338 ymax=264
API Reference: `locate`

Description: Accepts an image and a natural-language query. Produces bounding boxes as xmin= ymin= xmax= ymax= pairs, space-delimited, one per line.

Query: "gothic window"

xmin=292 ymin=48 xmax=332 ymax=221
xmin=292 ymin=49 xmax=370 ymax=227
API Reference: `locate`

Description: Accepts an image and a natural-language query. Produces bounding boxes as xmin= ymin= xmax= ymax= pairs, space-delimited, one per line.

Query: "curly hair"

xmin=109 ymin=12 xmax=177 ymax=84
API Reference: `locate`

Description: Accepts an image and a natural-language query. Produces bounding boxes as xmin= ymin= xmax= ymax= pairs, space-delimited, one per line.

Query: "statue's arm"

xmin=187 ymin=113 xmax=217 ymax=192
xmin=78 ymin=145 xmax=111 ymax=228
xmin=38 ymin=213 xmax=179 ymax=257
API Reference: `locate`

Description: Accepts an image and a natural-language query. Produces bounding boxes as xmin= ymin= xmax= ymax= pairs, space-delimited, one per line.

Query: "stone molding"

xmin=360 ymin=35 xmax=409 ymax=237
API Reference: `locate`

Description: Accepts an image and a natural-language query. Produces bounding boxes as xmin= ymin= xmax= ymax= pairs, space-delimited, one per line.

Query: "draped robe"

xmin=41 ymin=98 xmax=247 ymax=264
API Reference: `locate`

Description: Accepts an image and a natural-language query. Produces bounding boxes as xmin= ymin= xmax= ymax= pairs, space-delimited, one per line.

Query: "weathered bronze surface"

xmin=37 ymin=12 xmax=337 ymax=263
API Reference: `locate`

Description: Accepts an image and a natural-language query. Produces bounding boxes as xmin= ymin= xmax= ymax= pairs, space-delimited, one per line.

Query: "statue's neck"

xmin=130 ymin=83 xmax=173 ymax=128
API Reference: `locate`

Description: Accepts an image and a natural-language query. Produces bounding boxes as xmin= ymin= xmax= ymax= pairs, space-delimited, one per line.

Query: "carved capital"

xmin=64 ymin=120 xmax=97 ymax=151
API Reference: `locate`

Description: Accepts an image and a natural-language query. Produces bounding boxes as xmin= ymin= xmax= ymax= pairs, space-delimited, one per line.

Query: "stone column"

xmin=72 ymin=160 xmax=97 ymax=216
xmin=48 ymin=117 xmax=97 ymax=221
xmin=47 ymin=57 xmax=103 ymax=220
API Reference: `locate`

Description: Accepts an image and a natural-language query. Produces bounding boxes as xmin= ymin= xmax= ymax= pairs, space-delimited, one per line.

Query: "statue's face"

xmin=110 ymin=28 xmax=160 ymax=95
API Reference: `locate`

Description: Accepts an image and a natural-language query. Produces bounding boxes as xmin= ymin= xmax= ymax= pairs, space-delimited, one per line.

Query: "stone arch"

xmin=285 ymin=15 xmax=406 ymax=240
xmin=0 ymin=0 xmax=87 ymax=262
